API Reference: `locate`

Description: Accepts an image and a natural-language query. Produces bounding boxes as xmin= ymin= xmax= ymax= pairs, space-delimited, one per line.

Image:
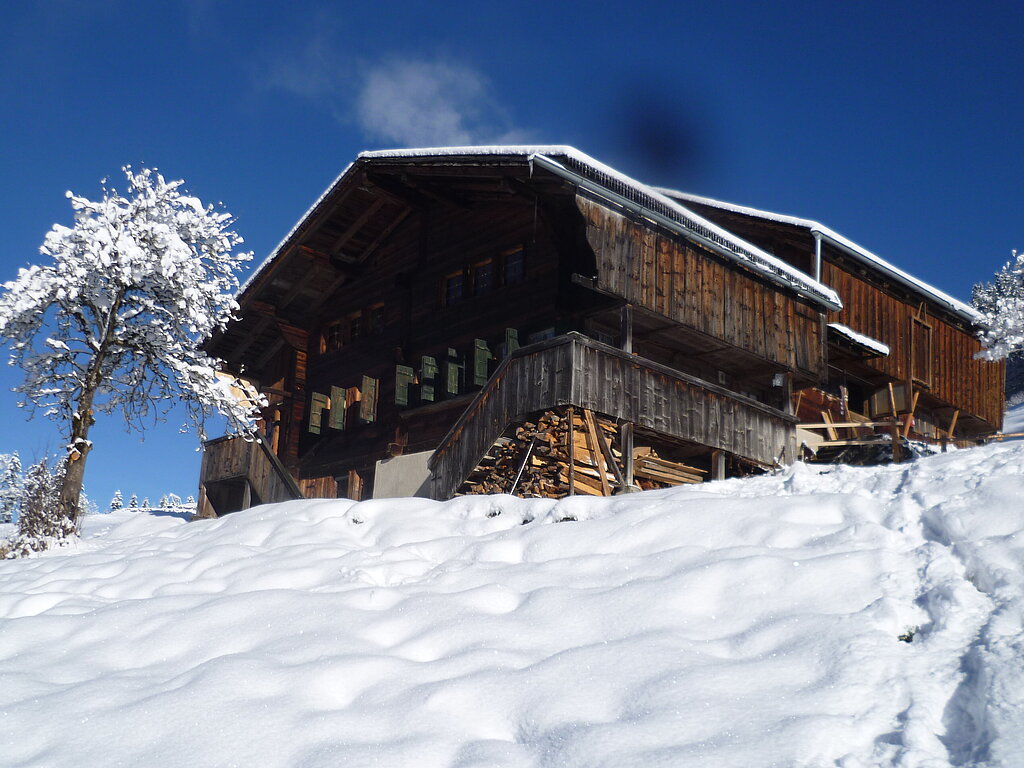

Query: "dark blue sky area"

xmin=1 ymin=0 xmax=1020 ymax=507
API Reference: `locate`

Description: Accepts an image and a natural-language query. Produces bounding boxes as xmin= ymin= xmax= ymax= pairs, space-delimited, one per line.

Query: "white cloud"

xmin=355 ymin=59 xmax=527 ymax=147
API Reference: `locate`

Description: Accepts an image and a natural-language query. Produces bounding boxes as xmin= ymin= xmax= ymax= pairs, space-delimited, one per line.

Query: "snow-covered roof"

xmin=656 ymin=188 xmax=984 ymax=326
xmin=827 ymin=323 xmax=890 ymax=357
xmin=242 ymin=146 xmax=842 ymax=312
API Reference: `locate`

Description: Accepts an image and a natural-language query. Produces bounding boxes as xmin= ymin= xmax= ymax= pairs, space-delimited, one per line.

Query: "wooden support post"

xmin=902 ymin=391 xmax=920 ymax=438
xmin=581 ymin=409 xmax=611 ymax=496
xmin=711 ymin=450 xmax=726 ymax=481
xmin=567 ymin=406 xmax=575 ymax=496
xmin=589 ymin=411 xmax=625 ymax=487
xmin=887 ymin=383 xmax=899 ymax=419
xmin=347 ymin=469 xmax=363 ymax=502
xmin=621 ymin=421 xmax=634 ymax=487
xmin=241 ymin=479 xmax=252 ymax=511
xmin=948 ymin=409 xmax=960 ymax=440
xmin=620 ymin=304 xmax=633 ymax=354
xmin=890 ymin=426 xmax=903 ymax=463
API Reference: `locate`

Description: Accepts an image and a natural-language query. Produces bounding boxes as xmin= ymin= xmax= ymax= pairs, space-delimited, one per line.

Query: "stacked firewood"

xmin=457 ymin=406 xmax=707 ymax=498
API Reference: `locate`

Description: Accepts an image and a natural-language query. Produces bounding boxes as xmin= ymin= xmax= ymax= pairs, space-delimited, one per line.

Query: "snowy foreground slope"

xmin=2 ymin=445 xmax=1023 ymax=767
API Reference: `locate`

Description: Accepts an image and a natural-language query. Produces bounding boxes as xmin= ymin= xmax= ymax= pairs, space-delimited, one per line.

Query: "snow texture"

xmin=2 ymin=444 xmax=1023 ymax=766
xmin=242 ymin=147 xmax=841 ymax=311
xmin=828 ymin=322 xmax=892 ymax=356
xmin=657 ymin=187 xmax=984 ymax=326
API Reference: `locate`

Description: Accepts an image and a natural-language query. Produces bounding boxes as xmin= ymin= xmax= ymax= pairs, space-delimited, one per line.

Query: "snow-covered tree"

xmin=6 ymin=457 xmax=74 ymax=557
xmin=128 ymin=494 xmax=138 ymax=509
xmin=973 ymin=249 xmax=1024 ymax=360
xmin=0 ymin=452 xmax=23 ymax=524
xmin=185 ymin=495 xmax=196 ymax=506
xmin=167 ymin=493 xmax=182 ymax=508
xmin=141 ymin=497 xmax=150 ymax=509
xmin=159 ymin=494 xmax=169 ymax=508
xmin=109 ymin=490 xmax=123 ymax=511
xmin=0 ymin=167 xmax=264 ymax=525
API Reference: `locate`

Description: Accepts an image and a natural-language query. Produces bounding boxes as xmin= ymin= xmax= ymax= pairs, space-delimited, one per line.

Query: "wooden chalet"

xmin=660 ymin=190 xmax=1004 ymax=453
xmin=196 ymin=147 xmax=1002 ymax=516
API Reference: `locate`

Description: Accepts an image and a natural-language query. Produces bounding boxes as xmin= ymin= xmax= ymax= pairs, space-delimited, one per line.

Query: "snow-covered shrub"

xmin=4 ymin=457 xmax=75 ymax=558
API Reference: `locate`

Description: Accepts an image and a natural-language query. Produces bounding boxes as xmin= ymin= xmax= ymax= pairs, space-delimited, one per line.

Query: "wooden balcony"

xmin=428 ymin=333 xmax=797 ymax=499
xmin=197 ymin=433 xmax=303 ymax=517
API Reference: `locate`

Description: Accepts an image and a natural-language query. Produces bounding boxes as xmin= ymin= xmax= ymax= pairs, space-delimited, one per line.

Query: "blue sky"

xmin=0 ymin=0 xmax=1021 ymax=509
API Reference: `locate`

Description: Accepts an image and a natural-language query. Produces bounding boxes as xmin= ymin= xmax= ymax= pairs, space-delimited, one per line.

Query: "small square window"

xmin=347 ymin=312 xmax=362 ymax=342
xmin=503 ymin=248 xmax=525 ymax=285
xmin=444 ymin=272 xmax=464 ymax=306
xmin=321 ymin=320 xmax=343 ymax=353
xmin=367 ymin=304 xmax=385 ymax=334
xmin=472 ymin=260 xmax=494 ymax=295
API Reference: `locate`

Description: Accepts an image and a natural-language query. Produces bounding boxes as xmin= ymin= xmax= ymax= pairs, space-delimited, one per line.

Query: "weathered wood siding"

xmin=429 ymin=333 xmax=796 ymax=499
xmin=199 ymin=435 xmax=303 ymax=513
xmin=577 ymin=196 xmax=824 ymax=378
xmin=823 ymin=262 xmax=1004 ymax=430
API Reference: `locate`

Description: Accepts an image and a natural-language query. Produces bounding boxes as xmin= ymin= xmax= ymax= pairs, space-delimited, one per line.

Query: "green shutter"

xmin=395 ymin=365 xmax=415 ymax=407
xmin=308 ymin=392 xmax=330 ymax=434
xmin=360 ymin=376 xmax=378 ymax=423
xmin=328 ymin=386 xmax=346 ymax=430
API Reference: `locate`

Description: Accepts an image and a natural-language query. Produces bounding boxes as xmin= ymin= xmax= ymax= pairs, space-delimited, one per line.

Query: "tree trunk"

xmin=58 ymin=392 xmax=96 ymax=525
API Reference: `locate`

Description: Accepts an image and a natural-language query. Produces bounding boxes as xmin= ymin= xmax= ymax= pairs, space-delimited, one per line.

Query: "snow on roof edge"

xmin=827 ymin=323 xmax=890 ymax=357
xmin=239 ymin=162 xmax=356 ymax=295
xmin=239 ymin=146 xmax=839 ymax=311
xmin=657 ymin=188 xmax=984 ymax=326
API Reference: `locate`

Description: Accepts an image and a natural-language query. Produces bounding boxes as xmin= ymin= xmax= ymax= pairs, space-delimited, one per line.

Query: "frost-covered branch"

xmin=0 ymin=166 xmax=265 ymax=523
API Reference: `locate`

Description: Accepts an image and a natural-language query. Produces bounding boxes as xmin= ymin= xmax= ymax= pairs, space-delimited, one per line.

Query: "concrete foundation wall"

xmin=373 ymin=451 xmax=434 ymax=499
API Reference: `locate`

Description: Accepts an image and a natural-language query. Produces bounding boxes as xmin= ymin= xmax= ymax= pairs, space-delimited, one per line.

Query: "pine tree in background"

xmin=0 ymin=167 xmax=264 ymax=527
xmin=109 ymin=490 xmax=123 ymax=511
xmin=159 ymin=494 xmax=169 ymax=508
xmin=0 ymin=452 xmax=23 ymax=524
xmin=186 ymin=495 xmax=196 ymax=506
xmin=974 ymin=250 xmax=1024 ymax=360
xmin=141 ymin=497 xmax=150 ymax=508
xmin=129 ymin=494 xmax=138 ymax=509
xmin=168 ymin=493 xmax=182 ymax=508
xmin=5 ymin=457 xmax=74 ymax=557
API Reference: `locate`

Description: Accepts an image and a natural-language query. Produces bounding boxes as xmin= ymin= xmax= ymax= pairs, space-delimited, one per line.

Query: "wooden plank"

xmin=581 ymin=409 xmax=611 ymax=496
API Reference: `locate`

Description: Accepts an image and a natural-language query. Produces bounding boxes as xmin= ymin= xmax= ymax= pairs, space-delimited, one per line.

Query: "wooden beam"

xmin=902 ymin=391 xmax=921 ymax=438
xmin=358 ymin=208 xmax=412 ymax=262
xmin=711 ymin=450 xmax=726 ymax=481
xmin=581 ymin=409 xmax=611 ymax=496
xmin=947 ymin=409 xmax=960 ymax=439
xmin=329 ymin=198 xmax=386 ymax=254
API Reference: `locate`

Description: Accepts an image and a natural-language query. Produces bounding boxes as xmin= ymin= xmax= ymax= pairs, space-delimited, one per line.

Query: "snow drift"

xmin=1 ymin=443 xmax=1023 ymax=767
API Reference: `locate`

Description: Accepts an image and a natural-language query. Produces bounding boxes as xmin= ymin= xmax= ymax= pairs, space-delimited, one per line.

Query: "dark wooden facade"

xmin=672 ymin=196 xmax=1004 ymax=440
xmin=197 ymin=147 xmax=1000 ymax=514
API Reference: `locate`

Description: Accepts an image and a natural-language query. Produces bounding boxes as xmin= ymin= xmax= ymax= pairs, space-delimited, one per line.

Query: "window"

xmin=321 ymin=319 xmax=344 ymax=353
xmin=367 ymin=303 xmax=385 ymax=334
xmin=503 ymin=247 xmax=525 ymax=285
xmin=472 ymin=260 xmax=494 ymax=295
xmin=346 ymin=311 xmax=362 ymax=343
xmin=444 ymin=271 xmax=465 ymax=306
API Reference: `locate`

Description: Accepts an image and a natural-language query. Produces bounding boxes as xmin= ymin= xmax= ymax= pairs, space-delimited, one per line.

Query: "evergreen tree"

xmin=159 ymin=494 xmax=169 ymax=508
xmin=6 ymin=457 xmax=74 ymax=556
xmin=141 ymin=497 xmax=150 ymax=508
xmin=129 ymin=494 xmax=138 ymax=509
xmin=168 ymin=493 xmax=182 ymax=508
xmin=109 ymin=490 xmax=123 ymax=511
xmin=974 ymin=250 xmax=1024 ymax=360
xmin=0 ymin=452 xmax=23 ymax=524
